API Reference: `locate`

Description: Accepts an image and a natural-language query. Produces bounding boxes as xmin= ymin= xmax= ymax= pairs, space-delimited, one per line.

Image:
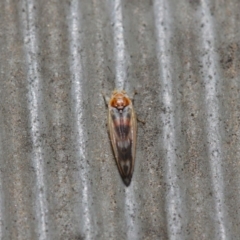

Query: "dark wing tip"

xmin=122 ymin=176 xmax=132 ymax=187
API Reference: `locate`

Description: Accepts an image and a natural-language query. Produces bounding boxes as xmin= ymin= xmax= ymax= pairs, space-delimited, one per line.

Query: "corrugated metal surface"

xmin=0 ymin=0 xmax=240 ymax=239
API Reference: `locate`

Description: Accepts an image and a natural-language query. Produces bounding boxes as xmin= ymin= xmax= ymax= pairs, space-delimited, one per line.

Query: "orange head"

xmin=109 ymin=90 xmax=131 ymax=110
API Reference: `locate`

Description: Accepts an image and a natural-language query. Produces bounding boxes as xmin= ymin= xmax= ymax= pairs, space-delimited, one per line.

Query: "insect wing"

xmin=108 ymin=102 xmax=137 ymax=186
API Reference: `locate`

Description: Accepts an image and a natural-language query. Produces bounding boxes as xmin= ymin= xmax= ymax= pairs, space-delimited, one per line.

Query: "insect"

xmin=104 ymin=90 xmax=137 ymax=186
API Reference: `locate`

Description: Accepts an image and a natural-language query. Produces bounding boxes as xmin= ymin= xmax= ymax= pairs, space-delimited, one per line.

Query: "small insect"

xmin=104 ymin=90 xmax=137 ymax=186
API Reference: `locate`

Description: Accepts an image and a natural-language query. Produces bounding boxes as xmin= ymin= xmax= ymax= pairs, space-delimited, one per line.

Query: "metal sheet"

xmin=0 ymin=0 xmax=239 ymax=239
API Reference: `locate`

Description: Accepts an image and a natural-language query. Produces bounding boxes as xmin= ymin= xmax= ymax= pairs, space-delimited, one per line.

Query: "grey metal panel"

xmin=0 ymin=0 xmax=239 ymax=239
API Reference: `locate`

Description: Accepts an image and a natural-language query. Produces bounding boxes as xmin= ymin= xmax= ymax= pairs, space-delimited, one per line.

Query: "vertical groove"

xmin=154 ymin=0 xmax=185 ymax=239
xmin=199 ymin=0 xmax=228 ymax=239
xmin=109 ymin=1 xmax=139 ymax=239
xmin=124 ymin=188 xmax=139 ymax=240
xmin=21 ymin=0 xmax=48 ymax=239
xmin=110 ymin=0 xmax=128 ymax=90
xmin=68 ymin=1 xmax=93 ymax=239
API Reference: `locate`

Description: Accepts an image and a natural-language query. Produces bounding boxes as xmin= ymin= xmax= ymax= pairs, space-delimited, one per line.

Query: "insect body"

xmin=106 ymin=90 xmax=137 ymax=186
